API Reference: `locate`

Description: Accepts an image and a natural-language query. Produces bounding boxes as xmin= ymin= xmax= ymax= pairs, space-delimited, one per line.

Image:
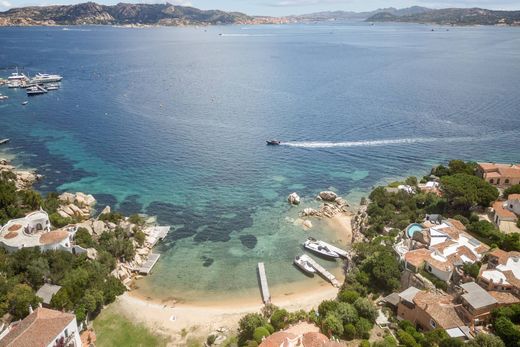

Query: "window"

xmin=490 ymin=179 xmax=494 ymax=184
xmin=430 ymin=319 xmax=437 ymax=328
xmin=65 ymin=328 xmax=68 ymax=337
xmin=505 ymin=179 xmax=510 ymax=184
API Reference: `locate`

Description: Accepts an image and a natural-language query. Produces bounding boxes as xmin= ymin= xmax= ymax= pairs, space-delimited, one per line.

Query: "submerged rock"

xmin=301 ymin=208 xmax=319 ymax=217
xmin=287 ymin=192 xmax=301 ymax=205
xmin=302 ymin=220 xmax=313 ymax=229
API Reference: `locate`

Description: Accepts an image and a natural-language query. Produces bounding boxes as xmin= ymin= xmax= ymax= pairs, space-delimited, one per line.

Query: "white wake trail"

xmin=282 ymin=137 xmax=453 ymax=148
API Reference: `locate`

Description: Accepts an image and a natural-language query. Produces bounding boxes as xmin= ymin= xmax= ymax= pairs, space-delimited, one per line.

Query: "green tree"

xmin=74 ymin=228 xmax=96 ymax=248
xmin=238 ymin=313 xmax=267 ymax=345
xmin=441 ymin=174 xmax=498 ymax=210
xmin=423 ymin=329 xmax=449 ymax=347
xmin=344 ymin=323 xmax=356 ymax=340
xmin=322 ymin=313 xmax=343 ymax=337
xmin=353 ymin=298 xmax=377 ymax=322
xmin=50 ymin=287 xmax=73 ymax=311
xmin=7 ymin=284 xmax=41 ymax=320
xmin=253 ymin=327 xmax=270 ymax=344
xmin=22 ymin=190 xmax=42 ymax=210
xmin=318 ymin=300 xmax=339 ymax=318
xmin=503 ymin=185 xmax=520 ymax=199
xmin=467 ymin=333 xmax=505 ymax=347
xmin=336 ymin=302 xmax=359 ymax=324
xmin=338 ymin=289 xmax=360 ymax=304
xmin=493 ymin=316 xmax=520 ymax=347
xmin=397 ymin=330 xmax=419 ymax=347
xmin=439 ymin=338 xmax=464 ymax=347
xmin=354 ymin=318 xmax=373 ymax=340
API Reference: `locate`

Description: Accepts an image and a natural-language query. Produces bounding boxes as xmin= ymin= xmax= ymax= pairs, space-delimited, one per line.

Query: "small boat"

xmin=30 ymin=73 xmax=63 ymax=84
xmin=22 ymin=101 xmax=28 ymax=105
xmin=304 ymin=238 xmax=339 ymax=258
xmin=46 ymin=83 xmax=59 ymax=91
xmin=26 ymin=86 xmax=47 ymax=96
xmin=0 ymin=94 xmax=8 ymax=101
xmin=266 ymin=140 xmax=281 ymax=145
xmin=0 ymin=139 xmax=10 ymax=145
xmin=294 ymin=254 xmax=316 ymax=275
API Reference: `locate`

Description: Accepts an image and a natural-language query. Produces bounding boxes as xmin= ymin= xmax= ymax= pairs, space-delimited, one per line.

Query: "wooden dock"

xmin=138 ymin=253 xmax=161 ymax=275
xmin=304 ymin=255 xmax=340 ymax=287
xmin=145 ymin=225 xmax=170 ymax=248
xmin=257 ymin=262 xmax=271 ymax=304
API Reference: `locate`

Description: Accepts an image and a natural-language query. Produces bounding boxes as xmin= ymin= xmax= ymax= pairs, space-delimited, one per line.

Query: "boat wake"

xmin=282 ymin=137 xmax=465 ymax=148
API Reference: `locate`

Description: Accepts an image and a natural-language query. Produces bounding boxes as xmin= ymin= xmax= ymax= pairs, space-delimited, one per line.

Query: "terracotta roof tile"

xmin=493 ymin=201 xmax=517 ymax=219
xmin=0 ymin=308 xmax=75 ymax=347
xmin=508 ymin=194 xmax=520 ymax=201
xmin=38 ymin=230 xmax=69 ymax=245
xmin=302 ymin=332 xmax=330 ymax=347
xmin=488 ymin=291 xmax=520 ymax=305
xmin=259 ymin=332 xmax=298 ymax=347
xmin=413 ymin=292 xmax=464 ymax=329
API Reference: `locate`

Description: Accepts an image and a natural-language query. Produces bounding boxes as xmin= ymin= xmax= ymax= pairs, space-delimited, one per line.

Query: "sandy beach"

xmin=108 ymin=212 xmax=354 ymax=344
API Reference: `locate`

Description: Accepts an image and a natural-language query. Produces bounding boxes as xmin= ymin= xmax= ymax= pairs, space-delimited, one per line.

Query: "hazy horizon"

xmin=1 ymin=0 xmax=520 ymax=16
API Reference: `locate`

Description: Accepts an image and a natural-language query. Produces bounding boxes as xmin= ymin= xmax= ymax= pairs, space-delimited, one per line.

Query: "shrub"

xmin=453 ymin=215 xmax=469 ymax=226
xmin=270 ymin=308 xmax=288 ymax=331
xmin=467 ymin=333 xmax=505 ymax=347
xmin=322 ymin=313 xmax=344 ymax=337
xmin=353 ymin=298 xmax=377 ymax=322
xmin=238 ymin=313 xmax=267 ymax=345
xmin=344 ymin=323 xmax=356 ymax=340
xmin=396 ymin=329 xmax=419 ymax=347
xmin=74 ymin=227 xmax=96 ymax=248
xmin=338 ymin=289 xmax=360 ymax=304
xmin=359 ymin=340 xmax=370 ymax=347
xmin=318 ymin=300 xmax=339 ymax=318
xmin=263 ymin=324 xmax=274 ymax=334
xmin=253 ymin=327 xmax=270 ymax=343
xmin=336 ymin=302 xmax=359 ymax=324
xmin=503 ymin=184 xmax=520 ymax=199
xmin=355 ymin=318 xmax=373 ymax=340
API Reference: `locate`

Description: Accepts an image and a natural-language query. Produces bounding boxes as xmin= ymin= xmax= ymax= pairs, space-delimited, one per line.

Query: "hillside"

xmin=290 ymin=6 xmax=431 ymax=22
xmin=0 ymin=2 xmax=278 ymax=26
xmin=366 ymin=8 xmax=520 ymax=25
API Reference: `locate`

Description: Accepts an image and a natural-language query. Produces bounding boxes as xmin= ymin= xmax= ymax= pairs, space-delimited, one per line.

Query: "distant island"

xmin=0 ymin=2 xmax=519 ymax=27
xmin=366 ymin=8 xmax=520 ymax=26
xmin=0 ymin=2 xmax=286 ymax=26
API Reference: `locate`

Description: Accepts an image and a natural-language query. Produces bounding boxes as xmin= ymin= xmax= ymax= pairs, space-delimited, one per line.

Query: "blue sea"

xmin=1 ymin=23 xmax=519 ymax=302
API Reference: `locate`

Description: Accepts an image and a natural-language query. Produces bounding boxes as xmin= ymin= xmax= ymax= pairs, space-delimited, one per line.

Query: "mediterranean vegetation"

xmin=0 ymin=169 xmax=128 ymax=322
xmin=232 ymin=160 xmax=515 ymax=347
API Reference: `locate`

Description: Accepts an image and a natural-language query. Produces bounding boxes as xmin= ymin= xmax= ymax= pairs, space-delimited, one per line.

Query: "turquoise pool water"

xmin=407 ymin=224 xmax=424 ymax=238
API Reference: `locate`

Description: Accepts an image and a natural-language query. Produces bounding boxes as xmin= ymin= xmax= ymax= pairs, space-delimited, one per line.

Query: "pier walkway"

xmin=318 ymin=241 xmax=349 ymax=258
xmin=257 ymin=262 xmax=271 ymax=304
xmin=304 ymin=256 xmax=340 ymax=287
xmin=138 ymin=253 xmax=161 ymax=275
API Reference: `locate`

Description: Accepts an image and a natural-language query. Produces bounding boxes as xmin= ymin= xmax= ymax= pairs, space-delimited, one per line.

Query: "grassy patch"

xmin=94 ymin=307 xmax=169 ymax=347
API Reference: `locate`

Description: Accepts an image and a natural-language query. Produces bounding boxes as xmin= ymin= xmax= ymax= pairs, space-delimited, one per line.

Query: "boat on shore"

xmin=294 ymin=254 xmax=316 ymax=275
xmin=303 ymin=237 xmax=339 ymax=258
xmin=266 ymin=140 xmax=281 ymax=145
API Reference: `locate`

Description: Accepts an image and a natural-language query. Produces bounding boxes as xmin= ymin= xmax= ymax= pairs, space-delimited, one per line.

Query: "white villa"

xmin=492 ymin=194 xmax=520 ymax=233
xmin=0 ymin=210 xmax=78 ymax=253
xmin=395 ymin=218 xmax=489 ymax=282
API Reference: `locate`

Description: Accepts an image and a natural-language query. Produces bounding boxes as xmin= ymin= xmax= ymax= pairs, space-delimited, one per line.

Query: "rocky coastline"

xmin=0 ymin=157 xmax=162 ymax=291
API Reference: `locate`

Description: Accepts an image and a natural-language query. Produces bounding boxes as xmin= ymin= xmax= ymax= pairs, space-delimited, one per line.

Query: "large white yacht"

xmin=31 ymin=73 xmax=63 ymax=84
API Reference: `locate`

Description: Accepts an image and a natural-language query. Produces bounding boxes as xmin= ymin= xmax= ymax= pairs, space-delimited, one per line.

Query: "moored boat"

xmin=294 ymin=254 xmax=316 ymax=274
xmin=30 ymin=73 xmax=63 ymax=84
xmin=26 ymin=85 xmax=47 ymax=96
xmin=303 ymin=237 xmax=339 ymax=258
xmin=266 ymin=140 xmax=281 ymax=145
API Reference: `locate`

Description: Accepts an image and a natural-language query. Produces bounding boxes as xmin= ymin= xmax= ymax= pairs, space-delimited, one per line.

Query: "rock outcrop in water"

xmin=317 ymin=191 xmax=337 ymax=202
xmin=0 ymin=158 xmax=42 ymax=190
xmin=0 ymin=2 xmax=286 ymax=26
xmin=287 ymin=192 xmax=301 ymax=205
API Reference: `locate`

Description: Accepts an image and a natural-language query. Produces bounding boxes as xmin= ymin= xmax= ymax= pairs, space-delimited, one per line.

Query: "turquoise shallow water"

xmin=0 ymin=23 xmax=519 ymax=301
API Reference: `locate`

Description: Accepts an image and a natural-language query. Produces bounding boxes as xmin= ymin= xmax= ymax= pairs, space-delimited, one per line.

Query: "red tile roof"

xmin=413 ymin=291 xmax=464 ymax=329
xmin=492 ymin=201 xmax=517 ymax=219
xmin=38 ymin=230 xmax=69 ymax=245
xmin=508 ymin=194 xmax=520 ymax=201
xmin=0 ymin=308 xmax=75 ymax=347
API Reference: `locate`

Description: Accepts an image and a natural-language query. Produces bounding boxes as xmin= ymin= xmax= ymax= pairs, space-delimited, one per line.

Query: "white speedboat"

xmin=304 ymin=238 xmax=339 ymax=258
xmin=0 ymin=94 xmax=8 ymax=100
xmin=46 ymin=83 xmax=59 ymax=91
xmin=22 ymin=101 xmax=28 ymax=105
xmin=31 ymin=73 xmax=63 ymax=84
xmin=294 ymin=254 xmax=316 ymax=274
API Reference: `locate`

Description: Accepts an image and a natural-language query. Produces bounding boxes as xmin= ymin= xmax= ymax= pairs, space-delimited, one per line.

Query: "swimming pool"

xmin=406 ymin=223 xmax=423 ymax=238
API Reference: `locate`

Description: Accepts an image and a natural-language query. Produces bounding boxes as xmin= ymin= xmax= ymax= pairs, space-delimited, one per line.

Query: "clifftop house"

xmin=395 ymin=218 xmax=489 ymax=283
xmin=491 ymin=194 xmax=520 ymax=233
xmin=0 ymin=210 xmax=79 ymax=253
xmin=477 ymin=162 xmax=520 ymax=187
xmin=479 ymin=249 xmax=520 ymax=301
xmin=0 ymin=307 xmax=81 ymax=347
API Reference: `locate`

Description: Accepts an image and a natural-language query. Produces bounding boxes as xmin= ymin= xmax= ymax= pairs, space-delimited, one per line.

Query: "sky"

xmin=1 ymin=0 xmax=519 ymax=16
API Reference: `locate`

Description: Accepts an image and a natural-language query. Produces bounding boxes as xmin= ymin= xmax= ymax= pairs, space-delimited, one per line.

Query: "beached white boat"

xmin=303 ymin=238 xmax=339 ymax=258
xmin=294 ymin=254 xmax=316 ymax=274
